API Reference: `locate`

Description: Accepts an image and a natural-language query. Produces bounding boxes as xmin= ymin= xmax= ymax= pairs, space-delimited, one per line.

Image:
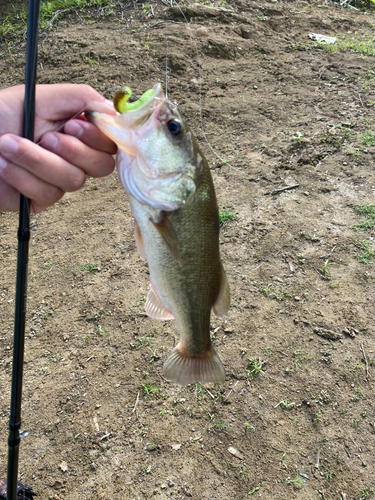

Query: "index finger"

xmin=36 ymin=84 xmax=116 ymax=123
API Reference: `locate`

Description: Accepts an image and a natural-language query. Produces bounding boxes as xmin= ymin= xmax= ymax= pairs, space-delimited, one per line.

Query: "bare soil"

xmin=1 ymin=1 xmax=375 ymax=499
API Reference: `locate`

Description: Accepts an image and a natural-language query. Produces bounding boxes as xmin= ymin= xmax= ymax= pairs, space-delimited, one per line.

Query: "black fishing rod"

xmin=6 ymin=0 xmax=41 ymax=499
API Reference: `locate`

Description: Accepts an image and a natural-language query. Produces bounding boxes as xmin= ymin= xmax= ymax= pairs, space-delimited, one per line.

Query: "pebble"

xmin=294 ymin=296 xmax=301 ymax=301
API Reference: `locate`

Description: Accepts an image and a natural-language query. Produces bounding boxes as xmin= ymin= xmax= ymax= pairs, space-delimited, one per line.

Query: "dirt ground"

xmin=1 ymin=0 xmax=375 ymax=498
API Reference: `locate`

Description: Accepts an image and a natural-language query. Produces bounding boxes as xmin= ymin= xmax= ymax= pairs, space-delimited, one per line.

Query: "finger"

xmin=0 ymin=134 xmax=86 ymax=192
xmin=40 ymin=131 xmax=115 ymax=178
xmin=0 ymin=178 xmax=20 ymax=212
xmin=63 ymin=118 xmax=117 ymax=155
xmin=0 ymin=157 xmax=64 ymax=213
xmin=36 ymin=84 xmax=116 ymax=122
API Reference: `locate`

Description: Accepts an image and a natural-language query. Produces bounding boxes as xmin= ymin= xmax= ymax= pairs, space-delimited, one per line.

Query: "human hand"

xmin=0 ymin=84 xmax=117 ymax=213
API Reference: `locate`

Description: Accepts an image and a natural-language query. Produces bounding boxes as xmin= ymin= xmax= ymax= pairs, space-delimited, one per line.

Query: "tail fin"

xmin=163 ymin=344 xmax=225 ymax=386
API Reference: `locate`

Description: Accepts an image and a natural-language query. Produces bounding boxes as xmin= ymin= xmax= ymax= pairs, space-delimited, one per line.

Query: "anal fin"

xmin=145 ymin=283 xmax=174 ymax=321
xmin=163 ymin=344 xmax=225 ymax=386
xmin=150 ymin=211 xmax=181 ymax=263
xmin=212 ymin=263 xmax=230 ymax=318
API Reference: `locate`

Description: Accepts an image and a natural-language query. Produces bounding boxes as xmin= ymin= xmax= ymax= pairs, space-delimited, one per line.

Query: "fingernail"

xmin=0 ymin=156 xmax=8 ymax=171
xmin=0 ymin=135 xmax=19 ymax=155
xmin=42 ymin=133 xmax=58 ymax=150
xmin=65 ymin=120 xmax=83 ymax=138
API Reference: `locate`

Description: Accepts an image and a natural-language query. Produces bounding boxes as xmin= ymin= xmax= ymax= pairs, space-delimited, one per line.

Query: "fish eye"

xmin=167 ymin=120 xmax=183 ymax=137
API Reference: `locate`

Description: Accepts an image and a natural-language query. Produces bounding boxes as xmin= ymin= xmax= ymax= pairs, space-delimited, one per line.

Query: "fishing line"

xmin=165 ymin=24 xmax=169 ymax=98
xmin=170 ymin=0 xmax=250 ymax=178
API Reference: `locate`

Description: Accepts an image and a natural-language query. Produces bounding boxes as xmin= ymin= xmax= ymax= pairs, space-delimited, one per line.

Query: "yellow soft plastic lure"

xmin=113 ymin=86 xmax=155 ymax=113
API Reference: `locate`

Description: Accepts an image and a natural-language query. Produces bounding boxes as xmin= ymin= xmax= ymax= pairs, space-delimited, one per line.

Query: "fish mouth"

xmin=118 ymin=83 xmax=165 ymax=127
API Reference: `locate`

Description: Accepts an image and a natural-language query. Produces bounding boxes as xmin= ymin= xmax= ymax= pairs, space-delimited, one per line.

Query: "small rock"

xmin=59 ymin=461 xmax=68 ymax=472
xmin=343 ymin=328 xmax=357 ymax=338
xmin=294 ymin=296 xmax=301 ymax=301
xmin=313 ymin=327 xmax=342 ymax=340
xmin=253 ymin=85 xmax=258 ymax=89
xmin=171 ymin=443 xmax=181 ymax=450
xmin=161 ymin=484 xmax=168 ymax=490
xmin=227 ymin=446 xmax=244 ymax=460
xmin=181 ymin=487 xmax=192 ymax=497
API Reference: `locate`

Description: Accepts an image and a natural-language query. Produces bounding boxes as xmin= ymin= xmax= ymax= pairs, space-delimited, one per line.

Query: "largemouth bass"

xmin=91 ymin=83 xmax=230 ymax=385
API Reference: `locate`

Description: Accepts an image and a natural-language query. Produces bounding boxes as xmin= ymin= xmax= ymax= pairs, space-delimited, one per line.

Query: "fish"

xmin=91 ymin=83 xmax=230 ymax=385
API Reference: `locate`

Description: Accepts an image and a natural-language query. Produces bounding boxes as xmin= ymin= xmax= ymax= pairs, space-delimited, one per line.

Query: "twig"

xmin=99 ymin=431 xmax=111 ymax=441
xmin=265 ymin=184 xmax=299 ymax=196
xmin=132 ymin=392 xmax=140 ymax=418
xmin=325 ymin=245 xmax=336 ymax=259
xmin=360 ymin=344 xmax=370 ymax=380
xmin=315 ymin=449 xmax=320 ymax=469
xmin=276 ymin=350 xmax=288 ymax=358
xmin=224 ymin=389 xmax=233 ymax=400
xmin=313 ymin=267 xmax=330 ymax=280
xmin=274 ymin=401 xmax=282 ymax=409
xmin=206 ymin=389 xmax=215 ymax=399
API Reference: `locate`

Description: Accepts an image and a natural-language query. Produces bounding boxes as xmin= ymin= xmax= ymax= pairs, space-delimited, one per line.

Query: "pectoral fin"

xmin=212 ymin=263 xmax=230 ymax=318
xmin=145 ymin=283 xmax=174 ymax=321
xmin=134 ymin=219 xmax=146 ymax=261
xmin=150 ymin=212 xmax=181 ymax=263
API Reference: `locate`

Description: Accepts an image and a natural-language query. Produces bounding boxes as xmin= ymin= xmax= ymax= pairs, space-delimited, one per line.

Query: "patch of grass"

xmin=82 ymin=52 xmax=99 ymax=66
xmin=293 ymin=347 xmax=311 ymax=368
xmin=353 ymin=219 xmax=374 ymax=231
xmin=280 ymin=400 xmax=295 ymax=409
xmin=261 ymin=285 xmax=292 ymax=301
xmin=131 ymin=336 xmax=153 ymax=350
xmin=321 ymin=463 xmax=334 ymax=482
xmin=358 ymin=487 xmax=375 ymax=500
xmin=360 ymin=130 xmax=375 ymax=146
xmin=229 ymin=461 xmax=249 ymax=481
xmin=219 ymin=208 xmax=237 ymax=226
xmin=213 ymin=420 xmax=229 ymax=430
xmin=292 ymin=131 xmax=307 ymax=144
xmin=143 ymin=383 xmax=161 ymax=400
xmin=355 ymin=203 xmax=375 ymax=217
xmin=0 ymin=0 xmax=118 ymax=40
xmin=97 ymin=324 xmax=107 ymax=335
xmin=246 ymin=357 xmax=265 ymax=378
xmin=285 ymin=473 xmax=303 ymax=488
xmin=69 ymin=262 xmax=98 ymax=274
xmin=319 ymin=259 xmax=332 ymax=277
xmin=353 ymin=203 xmax=375 ymax=231
xmin=321 ymin=34 xmax=375 ymax=57
xmin=320 ymin=126 xmax=352 ymax=149
xmin=356 ymin=241 xmax=374 ymax=264
xmin=81 ymin=262 xmax=98 ymax=272
xmin=248 ymin=487 xmax=260 ymax=495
